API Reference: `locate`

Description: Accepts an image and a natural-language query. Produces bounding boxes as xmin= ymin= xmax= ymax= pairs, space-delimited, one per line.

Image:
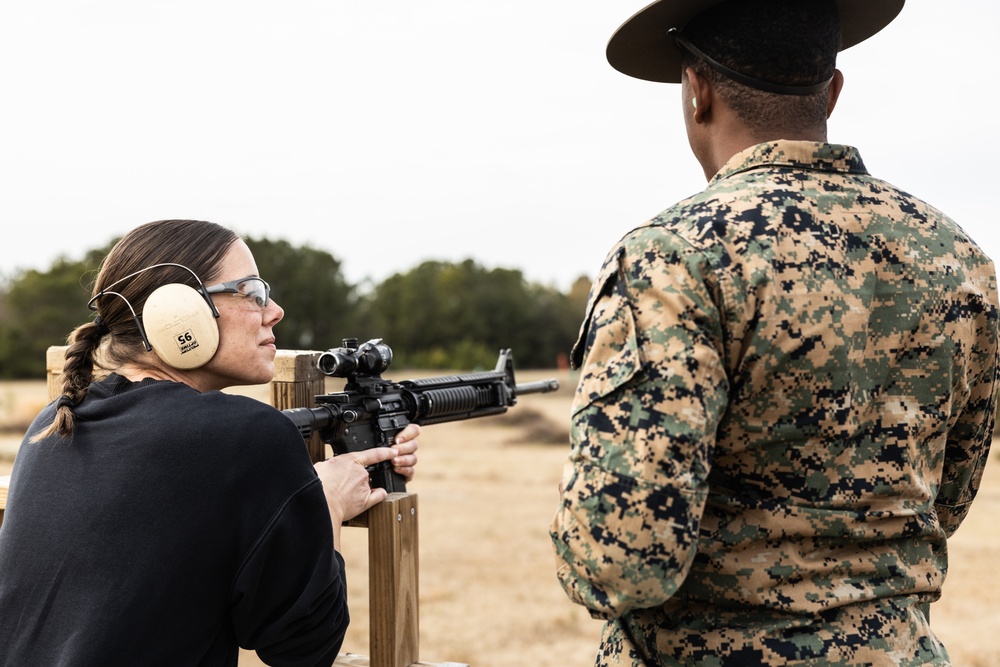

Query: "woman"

xmin=0 ymin=219 xmax=419 ymax=666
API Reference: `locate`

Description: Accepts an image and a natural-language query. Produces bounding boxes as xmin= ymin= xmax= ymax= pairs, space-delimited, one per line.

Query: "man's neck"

xmin=701 ymin=127 xmax=828 ymax=180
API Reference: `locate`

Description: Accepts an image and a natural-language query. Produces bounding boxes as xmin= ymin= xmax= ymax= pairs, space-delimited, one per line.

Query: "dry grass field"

xmin=2 ymin=374 xmax=999 ymax=666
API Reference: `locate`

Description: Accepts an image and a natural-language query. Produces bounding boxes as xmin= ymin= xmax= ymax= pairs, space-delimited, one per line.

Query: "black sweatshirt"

xmin=0 ymin=373 xmax=348 ymax=666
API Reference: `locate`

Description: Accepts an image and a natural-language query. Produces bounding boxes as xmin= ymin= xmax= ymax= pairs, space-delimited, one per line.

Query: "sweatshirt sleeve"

xmin=230 ymin=477 xmax=348 ymax=667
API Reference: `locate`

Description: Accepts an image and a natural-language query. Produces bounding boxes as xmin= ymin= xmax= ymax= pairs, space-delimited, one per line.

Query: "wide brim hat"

xmin=607 ymin=0 xmax=905 ymax=83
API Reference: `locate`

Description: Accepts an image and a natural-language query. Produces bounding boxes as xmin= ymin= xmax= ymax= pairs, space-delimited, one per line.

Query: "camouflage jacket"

xmin=550 ymin=141 xmax=999 ymax=666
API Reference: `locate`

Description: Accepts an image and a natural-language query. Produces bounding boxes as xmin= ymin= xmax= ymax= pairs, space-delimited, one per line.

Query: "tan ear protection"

xmin=88 ymin=263 xmax=221 ymax=370
xmin=142 ymin=283 xmax=220 ymax=369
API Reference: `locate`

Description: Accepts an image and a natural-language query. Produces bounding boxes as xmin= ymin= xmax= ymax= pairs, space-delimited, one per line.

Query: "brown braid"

xmin=29 ymin=318 xmax=109 ymax=442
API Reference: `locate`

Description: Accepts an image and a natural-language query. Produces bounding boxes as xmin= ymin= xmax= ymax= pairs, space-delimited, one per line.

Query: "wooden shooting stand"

xmin=0 ymin=347 xmax=467 ymax=667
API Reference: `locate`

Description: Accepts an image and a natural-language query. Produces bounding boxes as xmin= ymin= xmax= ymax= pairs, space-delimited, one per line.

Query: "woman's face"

xmin=198 ymin=239 xmax=284 ymax=391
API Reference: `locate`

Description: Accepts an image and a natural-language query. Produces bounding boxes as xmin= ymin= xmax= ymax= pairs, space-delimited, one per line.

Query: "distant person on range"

xmin=0 ymin=218 xmax=420 ymax=666
xmin=550 ymin=1 xmax=999 ymax=665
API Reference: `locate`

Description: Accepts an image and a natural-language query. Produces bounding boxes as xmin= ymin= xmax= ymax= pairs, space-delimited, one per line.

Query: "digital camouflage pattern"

xmin=550 ymin=141 xmax=999 ymax=666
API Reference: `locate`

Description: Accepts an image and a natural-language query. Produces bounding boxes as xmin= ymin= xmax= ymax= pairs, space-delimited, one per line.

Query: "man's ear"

xmin=826 ymin=68 xmax=845 ymax=118
xmin=686 ymin=66 xmax=712 ymax=123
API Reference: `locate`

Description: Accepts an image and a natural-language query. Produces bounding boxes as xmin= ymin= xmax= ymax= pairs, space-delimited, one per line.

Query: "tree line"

xmin=0 ymin=237 xmax=592 ymax=379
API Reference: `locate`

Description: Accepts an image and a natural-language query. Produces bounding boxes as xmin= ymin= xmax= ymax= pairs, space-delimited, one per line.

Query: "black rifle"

xmin=282 ymin=338 xmax=560 ymax=492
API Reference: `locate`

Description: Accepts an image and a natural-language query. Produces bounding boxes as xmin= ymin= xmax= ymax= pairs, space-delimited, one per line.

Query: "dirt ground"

xmin=2 ymin=375 xmax=998 ymax=666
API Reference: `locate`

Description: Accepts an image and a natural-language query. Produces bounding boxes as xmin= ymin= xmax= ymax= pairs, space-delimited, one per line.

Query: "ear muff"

xmin=142 ymin=283 xmax=220 ymax=369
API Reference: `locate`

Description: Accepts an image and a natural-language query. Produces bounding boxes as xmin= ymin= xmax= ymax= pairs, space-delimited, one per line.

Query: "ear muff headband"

xmin=88 ymin=263 xmax=222 ymax=370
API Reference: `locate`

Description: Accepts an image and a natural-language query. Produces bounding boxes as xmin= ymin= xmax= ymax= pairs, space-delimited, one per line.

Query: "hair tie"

xmin=56 ymin=395 xmax=76 ymax=410
xmin=93 ymin=316 xmax=110 ymax=336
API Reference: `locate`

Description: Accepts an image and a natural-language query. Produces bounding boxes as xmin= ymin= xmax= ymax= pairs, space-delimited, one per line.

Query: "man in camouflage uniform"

xmin=549 ymin=1 xmax=999 ymax=665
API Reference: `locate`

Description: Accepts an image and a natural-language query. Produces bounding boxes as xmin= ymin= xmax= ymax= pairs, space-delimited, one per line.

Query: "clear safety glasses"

xmin=204 ymin=276 xmax=271 ymax=308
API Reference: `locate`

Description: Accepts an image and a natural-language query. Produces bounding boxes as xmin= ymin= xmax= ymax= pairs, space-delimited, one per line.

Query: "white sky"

xmin=1 ymin=1 xmax=997 ymax=292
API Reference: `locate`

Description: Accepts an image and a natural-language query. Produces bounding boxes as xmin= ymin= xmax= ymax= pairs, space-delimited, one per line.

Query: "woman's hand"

xmin=312 ymin=423 xmax=420 ymax=547
xmin=391 ymin=423 xmax=420 ymax=482
xmin=314 ymin=446 xmax=396 ymax=525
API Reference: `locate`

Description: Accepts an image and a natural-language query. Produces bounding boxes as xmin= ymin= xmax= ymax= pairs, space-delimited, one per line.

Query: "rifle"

xmin=282 ymin=338 xmax=560 ymax=492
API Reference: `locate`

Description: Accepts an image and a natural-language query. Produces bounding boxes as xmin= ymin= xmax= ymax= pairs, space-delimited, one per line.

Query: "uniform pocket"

xmin=571 ymin=253 xmax=642 ymax=416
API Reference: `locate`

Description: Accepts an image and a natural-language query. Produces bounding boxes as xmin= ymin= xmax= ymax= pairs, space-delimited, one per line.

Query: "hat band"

xmin=669 ymin=28 xmax=832 ymax=96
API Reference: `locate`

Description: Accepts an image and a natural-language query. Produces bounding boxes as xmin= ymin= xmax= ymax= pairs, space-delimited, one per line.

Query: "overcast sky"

xmin=1 ymin=1 xmax=997 ymax=293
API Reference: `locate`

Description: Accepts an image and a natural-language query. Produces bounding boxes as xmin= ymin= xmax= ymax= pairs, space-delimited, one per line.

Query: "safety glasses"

xmin=204 ymin=276 xmax=270 ymax=308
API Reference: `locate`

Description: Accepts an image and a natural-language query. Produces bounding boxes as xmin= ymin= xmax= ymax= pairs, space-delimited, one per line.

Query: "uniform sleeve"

xmin=230 ymin=477 xmax=348 ymax=667
xmin=550 ymin=231 xmax=729 ymax=620
xmin=934 ymin=284 xmax=999 ymax=536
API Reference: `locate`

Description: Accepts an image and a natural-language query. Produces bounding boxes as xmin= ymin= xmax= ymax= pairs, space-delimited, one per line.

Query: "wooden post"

xmin=46 ymin=345 xmax=69 ymax=401
xmin=367 ymin=492 xmax=420 ymax=667
xmin=269 ymin=349 xmax=327 ymax=463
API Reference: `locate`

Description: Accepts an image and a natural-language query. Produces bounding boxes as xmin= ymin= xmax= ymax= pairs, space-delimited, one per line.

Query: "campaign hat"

xmin=606 ymin=0 xmax=905 ymax=83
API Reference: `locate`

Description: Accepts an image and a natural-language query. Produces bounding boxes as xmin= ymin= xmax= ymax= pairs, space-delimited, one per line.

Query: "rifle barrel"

xmin=515 ymin=379 xmax=560 ymax=395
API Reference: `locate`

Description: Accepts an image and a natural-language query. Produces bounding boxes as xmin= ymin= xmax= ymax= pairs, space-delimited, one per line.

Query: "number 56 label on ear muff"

xmin=143 ymin=284 xmax=220 ymax=369
xmin=174 ymin=329 xmax=199 ymax=354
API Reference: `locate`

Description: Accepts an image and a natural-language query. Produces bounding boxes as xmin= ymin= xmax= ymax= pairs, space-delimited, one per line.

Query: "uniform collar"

xmin=711 ymin=140 xmax=868 ymax=185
